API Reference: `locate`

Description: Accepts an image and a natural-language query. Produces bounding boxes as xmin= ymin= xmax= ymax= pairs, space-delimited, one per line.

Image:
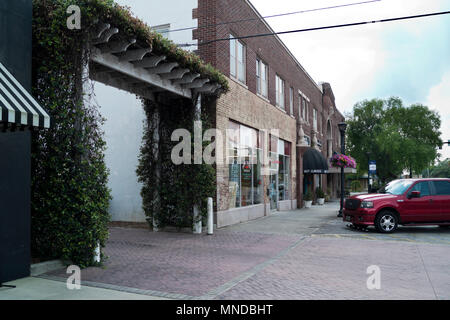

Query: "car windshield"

xmin=385 ymin=180 xmax=414 ymax=195
xmin=378 ymin=180 xmax=402 ymax=194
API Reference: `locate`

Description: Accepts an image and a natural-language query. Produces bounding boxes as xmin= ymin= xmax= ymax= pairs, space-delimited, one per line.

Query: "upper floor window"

xmin=318 ymin=113 xmax=321 ymax=134
xmin=256 ymin=58 xmax=268 ymax=98
xmin=301 ymin=98 xmax=306 ymax=120
xmin=313 ymin=108 xmax=318 ymax=131
xmin=230 ymin=35 xmax=246 ymax=84
xmin=289 ymin=87 xmax=294 ymax=116
xmin=275 ymin=75 xmax=285 ymax=109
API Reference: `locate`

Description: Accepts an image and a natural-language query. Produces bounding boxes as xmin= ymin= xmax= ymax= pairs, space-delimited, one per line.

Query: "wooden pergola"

xmin=88 ymin=23 xmax=221 ymax=101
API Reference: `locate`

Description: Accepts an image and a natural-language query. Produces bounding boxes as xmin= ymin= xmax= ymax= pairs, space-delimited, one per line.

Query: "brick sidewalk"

xmin=43 ymin=204 xmax=450 ymax=300
xmin=45 ymin=227 xmax=301 ymax=298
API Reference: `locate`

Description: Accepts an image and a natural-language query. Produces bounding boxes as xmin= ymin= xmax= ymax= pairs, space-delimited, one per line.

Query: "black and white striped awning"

xmin=0 ymin=62 xmax=50 ymax=129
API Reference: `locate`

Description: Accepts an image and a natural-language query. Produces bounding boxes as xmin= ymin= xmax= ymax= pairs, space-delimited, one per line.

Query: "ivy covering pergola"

xmin=89 ymin=23 xmax=222 ymax=99
xmin=31 ymin=0 xmax=227 ymax=267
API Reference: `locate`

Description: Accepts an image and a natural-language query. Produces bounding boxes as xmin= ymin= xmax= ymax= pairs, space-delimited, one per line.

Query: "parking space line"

xmin=361 ymin=235 xmax=378 ymax=240
xmin=386 ymin=234 xmax=417 ymax=243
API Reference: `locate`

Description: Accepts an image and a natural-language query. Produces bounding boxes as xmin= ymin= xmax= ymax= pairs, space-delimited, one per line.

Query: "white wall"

xmin=93 ymin=82 xmax=146 ymax=222
xmin=115 ymin=0 xmax=197 ymax=50
xmin=93 ymin=1 xmax=198 ymax=222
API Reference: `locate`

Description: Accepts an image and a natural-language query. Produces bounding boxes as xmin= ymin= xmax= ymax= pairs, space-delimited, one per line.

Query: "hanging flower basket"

xmin=330 ymin=153 xmax=357 ymax=169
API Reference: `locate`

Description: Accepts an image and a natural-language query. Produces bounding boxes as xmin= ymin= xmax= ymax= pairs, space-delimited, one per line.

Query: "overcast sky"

xmin=112 ymin=0 xmax=450 ymax=161
xmin=251 ymin=0 xmax=450 ymax=161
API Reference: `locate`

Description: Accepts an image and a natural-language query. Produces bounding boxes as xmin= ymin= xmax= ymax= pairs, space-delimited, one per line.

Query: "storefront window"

xmin=269 ymin=136 xmax=291 ymax=203
xmin=253 ymin=148 xmax=263 ymax=204
xmin=228 ymin=121 xmax=262 ymax=208
xmin=278 ymin=139 xmax=291 ymax=201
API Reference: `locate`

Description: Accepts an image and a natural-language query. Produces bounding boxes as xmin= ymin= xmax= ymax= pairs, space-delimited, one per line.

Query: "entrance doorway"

xmin=303 ymin=173 xmax=313 ymax=196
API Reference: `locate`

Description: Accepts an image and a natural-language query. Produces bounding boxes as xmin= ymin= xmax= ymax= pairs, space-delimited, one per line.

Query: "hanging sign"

xmin=369 ymin=160 xmax=377 ymax=174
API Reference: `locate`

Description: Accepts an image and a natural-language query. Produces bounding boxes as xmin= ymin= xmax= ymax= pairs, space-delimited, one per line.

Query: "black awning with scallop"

xmin=303 ymin=148 xmax=329 ymax=174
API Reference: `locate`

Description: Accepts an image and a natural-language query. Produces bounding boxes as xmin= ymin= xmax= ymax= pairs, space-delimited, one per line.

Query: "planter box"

xmin=304 ymin=200 xmax=312 ymax=208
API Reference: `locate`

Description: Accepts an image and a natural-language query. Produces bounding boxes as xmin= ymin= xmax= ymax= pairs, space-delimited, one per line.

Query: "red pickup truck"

xmin=343 ymin=178 xmax=450 ymax=233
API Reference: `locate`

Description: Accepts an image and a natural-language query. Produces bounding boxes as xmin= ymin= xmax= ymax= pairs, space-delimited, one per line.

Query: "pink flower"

xmin=330 ymin=153 xmax=357 ymax=169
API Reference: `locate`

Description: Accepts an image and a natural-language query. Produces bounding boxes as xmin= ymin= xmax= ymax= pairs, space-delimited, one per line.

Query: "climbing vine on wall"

xmin=31 ymin=0 xmax=225 ymax=265
xmin=136 ymin=97 xmax=216 ymax=229
xmin=31 ymin=0 xmax=111 ymax=267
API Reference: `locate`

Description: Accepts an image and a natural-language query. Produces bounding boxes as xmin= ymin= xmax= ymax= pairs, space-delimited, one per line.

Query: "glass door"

xmin=269 ymin=172 xmax=278 ymax=211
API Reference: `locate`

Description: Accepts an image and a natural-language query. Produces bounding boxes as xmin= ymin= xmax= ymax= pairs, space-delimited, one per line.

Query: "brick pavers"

xmin=46 ymin=227 xmax=301 ymax=298
xmin=44 ymin=204 xmax=450 ymax=300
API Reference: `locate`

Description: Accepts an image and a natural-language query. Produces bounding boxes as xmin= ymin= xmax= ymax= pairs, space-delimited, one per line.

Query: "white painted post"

xmin=193 ymin=94 xmax=203 ymax=234
xmin=193 ymin=205 xmax=202 ymax=234
xmin=207 ymin=197 xmax=213 ymax=235
xmin=94 ymin=241 xmax=101 ymax=263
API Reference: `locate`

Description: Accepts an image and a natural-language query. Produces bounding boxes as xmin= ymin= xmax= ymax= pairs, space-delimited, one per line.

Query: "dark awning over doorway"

xmin=303 ymin=147 xmax=329 ymax=174
xmin=0 ymin=62 xmax=50 ymax=129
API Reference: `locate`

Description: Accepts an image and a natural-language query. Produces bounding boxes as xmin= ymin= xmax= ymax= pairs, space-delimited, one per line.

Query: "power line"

xmin=178 ymin=11 xmax=450 ymax=47
xmin=164 ymin=0 xmax=382 ymax=34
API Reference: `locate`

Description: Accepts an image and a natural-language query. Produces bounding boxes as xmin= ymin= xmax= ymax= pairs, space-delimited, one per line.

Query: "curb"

xmin=30 ymin=260 xmax=66 ymax=276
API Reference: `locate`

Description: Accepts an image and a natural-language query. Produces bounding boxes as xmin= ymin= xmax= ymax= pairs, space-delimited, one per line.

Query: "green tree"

xmin=423 ymin=159 xmax=450 ymax=178
xmin=347 ymin=97 xmax=441 ymax=184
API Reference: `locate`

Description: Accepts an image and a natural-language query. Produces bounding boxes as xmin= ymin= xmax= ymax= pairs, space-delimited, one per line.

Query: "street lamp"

xmin=337 ymin=122 xmax=347 ymax=217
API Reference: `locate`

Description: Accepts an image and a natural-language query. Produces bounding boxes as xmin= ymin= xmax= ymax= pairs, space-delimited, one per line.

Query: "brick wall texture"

xmin=195 ymin=0 xmax=345 ymax=210
xmin=215 ymin=78 xmax=297 ymax=212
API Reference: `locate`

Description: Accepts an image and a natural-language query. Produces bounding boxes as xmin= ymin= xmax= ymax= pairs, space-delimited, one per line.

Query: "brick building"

xmin=191 ymin=0 xmax=345 ymax=227
xmin=107 ymin=0 xmax=346 ymax=227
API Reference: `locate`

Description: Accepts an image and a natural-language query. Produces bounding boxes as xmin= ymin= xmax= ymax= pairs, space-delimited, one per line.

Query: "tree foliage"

xmin=423 ymin=159 xmax=450 ymax=178
xmin=346 ymin=97 xmax=441 ymax=183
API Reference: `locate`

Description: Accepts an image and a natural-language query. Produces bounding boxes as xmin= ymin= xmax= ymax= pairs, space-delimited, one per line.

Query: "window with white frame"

xmin=275 ymin=75 xmax=285 ymax=109
xmin=313 ymin=108 xmax=318 ymax=131
xmin=318 ymin=113 xmax=321 ymax=134
xmin=230 ymin=35 xmax=246 ymax=83
xmin=256 ymin=58 xmax=268 ymax=98
xmin=301 ymin=98 xmax=306 ymax=120
xmin=307 ymin=102 xmax=310 ymax=122
xmin=289 ymin=87 xmax=294 ymax=115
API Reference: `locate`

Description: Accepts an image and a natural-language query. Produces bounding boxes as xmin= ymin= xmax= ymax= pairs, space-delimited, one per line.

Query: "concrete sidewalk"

xmin=223 ymin=202 xmax=340 ymax=236
xmin=0 ymin=277 xmax=166 ymax=300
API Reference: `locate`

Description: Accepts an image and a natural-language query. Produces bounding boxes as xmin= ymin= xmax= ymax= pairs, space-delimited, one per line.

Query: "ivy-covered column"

xmin=152 ymin=100 xmax=161 ymax=232
xmin=31 ymin=0 xmax=111 ymax=267
xmin=193 ymin=94 xmax=202 ymax=234
xmin=137 ymin=94 xmax=216 ymax=231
